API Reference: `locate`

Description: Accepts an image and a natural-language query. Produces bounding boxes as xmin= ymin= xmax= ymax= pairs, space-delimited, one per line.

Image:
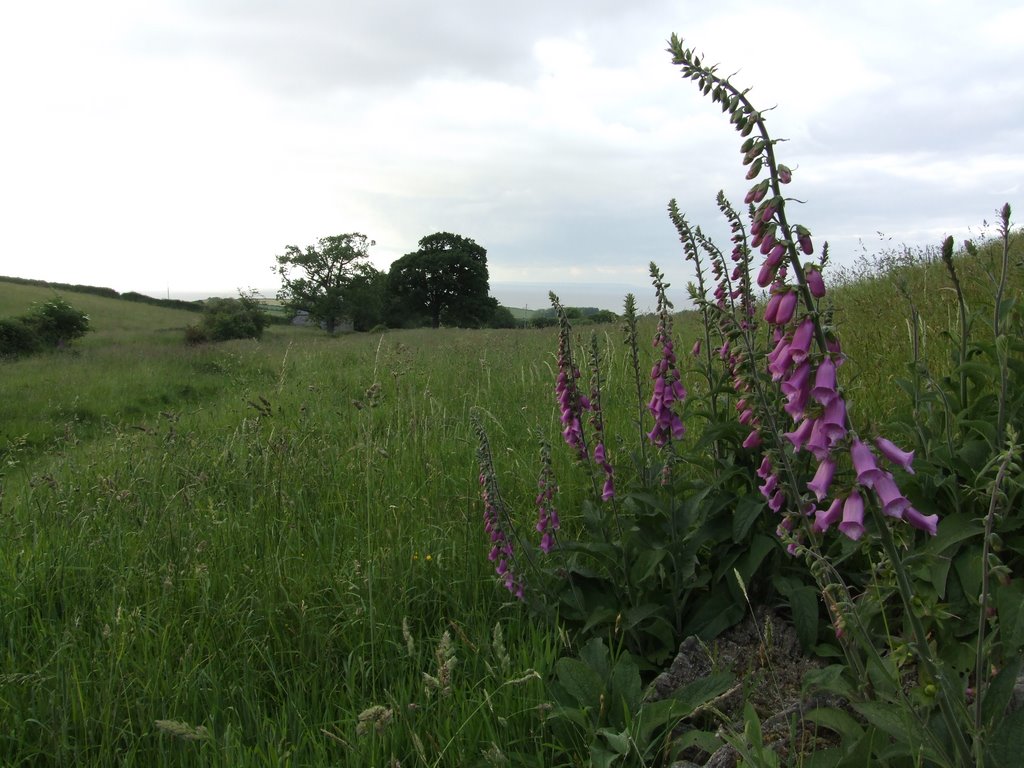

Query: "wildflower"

xmin=535 ymin=441 xmax=560 ymax=553
xmin=813 ymin=497 xmax=843 ymax=533
xmin=805 ymin=266 xmax=826 ymax=298
xmin=788 ymin=317 xmax=815 ymax=366
xmin=904 ymin=506 xmax=939 ymax=536
xmin=742 ymin=429 xmax=761 ymax=449
xmin=810 ymin=357 xmax=838 ymax=406
xmin=784 ymin=417 xmax=814 ymax=452
xmin=875 ymin=436 xmax=915 ymax=474
xmin=647 ymin=264 xmax=687 ymax=448
xmin=807 ymin=456 xmax=836 ymax=501
xmin=850 ymin=438 xmax=886 ymax=488
xmin=838 ymin=490 xmax=865 ymax=541
xmin=873 ymin=472 xmax=911 ymax=518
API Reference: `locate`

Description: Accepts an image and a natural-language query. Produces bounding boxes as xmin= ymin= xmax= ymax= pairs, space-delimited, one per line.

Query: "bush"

xmin=26 ymin=297 xmax=91 ymax=347
xmin=487 ymin=305 xmax=519 ymax=329
xmin=194 ymin=295 xmax=268 ymax=342
xmin=0 ymin=317 xmax=41 ymax=357
xmin=0 ymin=296 xmax=90 ymax=357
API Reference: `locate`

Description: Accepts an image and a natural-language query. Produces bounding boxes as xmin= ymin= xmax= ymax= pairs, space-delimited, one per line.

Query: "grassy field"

xmin=0 ymin=237 xmax=1020 ymax=766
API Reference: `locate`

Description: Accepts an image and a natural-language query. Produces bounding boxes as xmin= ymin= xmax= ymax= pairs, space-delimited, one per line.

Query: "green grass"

xmin=0 ymin=238 xmax=1020 ymax=765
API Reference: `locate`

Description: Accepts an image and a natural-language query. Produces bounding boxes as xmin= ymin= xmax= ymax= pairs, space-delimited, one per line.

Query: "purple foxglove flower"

xmin=540 ymin=532 xmax=555 ymax=553
xmin=805 ymin=266 xmax=826 ymax=298
xmin=905 ymin=506 xmax=938 ymax=536
xmin=601 ymin=477 xmax=615 ymax=502
xmin=778 ymin=164 xmax=792 ymax=184
xmin=850 ymin=439 xmax=885 ymax=488
xmin=769 ymin=489 xmax=786 ymax=512
xmin=810 ymin=358 xmax=838 ymax=405
xmin=805 ymin=419 xmax=831 ymax=461
xmin=781 ymin=360 xmax=811 ymax=397
xmin=807 ymin=457 xmax=836 ymax=501
xmin=813 ymin=497 xmax=843 ymax=533
xmin=784 ymin=417 xmax=815 ymax=451
xmin=774 ymin=291 xmax=798 ymax=326
xmin=820 ymin=397 xmax=847 ymax=443
xmin=767 ymin=243 xmax=786 ymax=265
xmin=739 ymin=408 xmax=754 ymax=425
xmin=757 ymin=455 xmax=773 ymax=480
xmin=783 ymin=385 xmax=810 ymax=421
xmin=873 ymin=472 xmax=910 ymax=518
xmin=764 ymin=292 xmax=781 ymax=325
xmin=759 ymin=473 xmax=778 ymax=499
xmin=875 ymin=437 xmax=915 ymax=474
xmin=838 ymin=490 xmax=865 ymax=541
xmin=593 ymin=443 xmax=606 ymax=465
xmin=788 ymin=318 xmax=814 ymax=366
xmin=742 ymin=429 xmax=761 ymax=449
xmin=760 ymin=232 xmax=777 ymax=255
xmin=756 ymin=261 xmax=776 ymax=288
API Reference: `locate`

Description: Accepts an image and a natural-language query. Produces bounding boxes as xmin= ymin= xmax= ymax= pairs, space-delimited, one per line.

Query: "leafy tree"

xmin=386 ymin=232 xmax=494 ymax=328
xmin=274 ymin=233 xmax=377 ymax=332
xmin=487 ymin=305 xmax=519 ymax=329
xmin=344 ymin=263 xmax=388 ymax=331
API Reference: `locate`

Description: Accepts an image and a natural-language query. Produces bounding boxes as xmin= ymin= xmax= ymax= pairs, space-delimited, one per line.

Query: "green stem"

xmin=872 ymin=506 xmax=974 ymax=766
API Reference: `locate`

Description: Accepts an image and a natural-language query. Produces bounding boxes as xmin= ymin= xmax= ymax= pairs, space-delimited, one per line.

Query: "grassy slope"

xmin=0 ymin=240 xmax=1020 ymax=765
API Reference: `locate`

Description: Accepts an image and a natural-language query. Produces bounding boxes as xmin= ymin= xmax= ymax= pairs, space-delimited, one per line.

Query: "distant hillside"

xmin=0 ymin=275 xmax=202 ymax=312
xmin=0 ymin=279 xmax=202 ymax=342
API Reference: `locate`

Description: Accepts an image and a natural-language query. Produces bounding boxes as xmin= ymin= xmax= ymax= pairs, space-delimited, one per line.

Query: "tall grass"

xmin=1 ymin=237 xmax=1019 ymax=765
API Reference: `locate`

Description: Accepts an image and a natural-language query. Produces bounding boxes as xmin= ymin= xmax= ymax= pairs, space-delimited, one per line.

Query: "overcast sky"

xmin=1 ymin=1 xmax=1022 ymax=311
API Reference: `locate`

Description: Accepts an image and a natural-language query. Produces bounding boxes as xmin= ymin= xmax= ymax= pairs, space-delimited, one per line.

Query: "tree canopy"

xmin=386 ymin=232 xmax=495 ymax=328
xmin=274 ymin=233 xmax=383 ymax=332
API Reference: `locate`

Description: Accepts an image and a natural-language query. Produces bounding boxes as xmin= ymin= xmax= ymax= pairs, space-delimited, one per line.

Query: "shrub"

xmin=0 ymin=296 xmax=90 ymax=357
xmin=0 ymin=317 xmax=41 ymax=357
xmin=194 ymin=294 xmax=268 ymax=342
xmin=25 ymin=296 xmax=91 ymax=347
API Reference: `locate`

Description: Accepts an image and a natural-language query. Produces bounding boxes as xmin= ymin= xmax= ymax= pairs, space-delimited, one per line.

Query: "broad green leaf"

xmin=982 ymin=655 xmax=1022 ymax=726
xmin=609 ymin=655 xmax=642 ymax=717
xmin=555 ymin=657 xmax=604 ymax=710
xmin=597 ymin=727 xmax=631 ymax=755
xmin=732 ymin=494 xmax=764 ymax=543
xmin=850 ymin=701 xmax=914 ymax=744
xmin=997 ymin=579 xmax=1024 ymax=652
xmin=803 ymin=706 xmax=865 ymax=742
xmin=579 ymin=637 xmax=611 ymax=680
xmin=667 ymin=670 xmax=734 ymax=714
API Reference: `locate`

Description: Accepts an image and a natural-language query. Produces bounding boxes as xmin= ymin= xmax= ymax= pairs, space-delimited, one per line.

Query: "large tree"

xmin=386 ymin=232 xmax=495 ymax=328
xmin=274 ymin=233 xmax=379 ymax=332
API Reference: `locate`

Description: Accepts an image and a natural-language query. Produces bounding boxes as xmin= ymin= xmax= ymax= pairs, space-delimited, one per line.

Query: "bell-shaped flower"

xmin=820 ymin=397 xmax=847 ymax=443
xmin=810 ymin=357 xmax=838 ymax=405
xmin=850 ymin=438 xmax=886 ymax=488
xmin=788 ymin=318 xmax=815 ymax=366
xmin=807 ymin=457 xmax=836 ymax=501
xmin=784 ymin=417 xmax=815 ymax=452
xmin=813 ymin=497 xmax=843 ymax=533
xmin=875 ymin=436 xmax=915 ymax=474
xmin=805 ymin=266 xmax=826 ymax=298
xmin=905 ymin=506 xmax=938 ymax=536
xmin=742 ymin=429 xmax=762 ymax=449
xmin=774 ymin=291 xmax=798 ymax=326
xmin=873 ymin=472 xmax=910 ymax=518
xmin=838 ymin=490 xmax=865 ymax=541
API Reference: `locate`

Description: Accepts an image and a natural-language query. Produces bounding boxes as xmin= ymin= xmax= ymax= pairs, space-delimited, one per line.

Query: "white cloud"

xmin=0 ymin=1 xmax=1022 ymax=307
